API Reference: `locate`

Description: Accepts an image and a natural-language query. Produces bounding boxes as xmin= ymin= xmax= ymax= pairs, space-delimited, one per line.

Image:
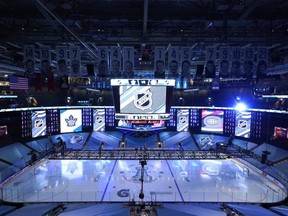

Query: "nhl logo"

xmin=34 ymin=119 xmax=44 ymax=128
xmin=238 ymin=120 xmax=247 ymax=128
xmin=179 ymin=116 xmax=187 ymax=124
xmin=96 ymin=116 xmax=103 ymax=123
xmin=134 ymin=89 xmax=153 ymax=110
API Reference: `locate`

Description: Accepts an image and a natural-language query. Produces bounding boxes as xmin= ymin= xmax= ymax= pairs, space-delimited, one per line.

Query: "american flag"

xmin=9 ymin=76 xmax=28 ymax=90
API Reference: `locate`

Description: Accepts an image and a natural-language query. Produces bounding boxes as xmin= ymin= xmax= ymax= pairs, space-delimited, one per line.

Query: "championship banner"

xmin=98 ymin=46 xmax=109 ymax=77
xmin=154 ymin=46 xmax=166 ymax=78
xmin=256 ymin=46 xmax=268 ymax=78
xmin=230 ymin=47 xmax=242 ymax=78
xmin=219 ymin=46 xmax=230 ymax=78
xmin=243 ymin=47 xmax=254 ymax=79
xmin=205 ymin=46 xmax=216 ymax=78
xmin=110 ymin=46 xmax=121 ymax=78
xmin=168 ymin=46 xmax=179 ymax=77
xmin=69 ymin=45 xmax=81 ymax=77
xmin=40 ymin=45 xmax=54 ymax=91
xmin=39 ymin=46 xmax=51 ymax=74
xmin=56 ymin=46 xmax=68 ymax=76
xmin=180 ymin=47 xmax=191 ymax=77
xmin=123 ymin=47 xmax=134 ymax=78
xmin=23 ymin=45 xmax=35 ymax=77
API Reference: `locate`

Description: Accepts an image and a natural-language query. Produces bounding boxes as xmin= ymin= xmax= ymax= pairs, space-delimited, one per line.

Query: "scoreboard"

xmin=111 ymin=79 xmax=175 ymax=120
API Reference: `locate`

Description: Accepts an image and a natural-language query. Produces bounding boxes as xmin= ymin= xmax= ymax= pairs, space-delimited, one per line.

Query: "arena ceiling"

xmin=0 ymin=0 xmax=288 ymax=72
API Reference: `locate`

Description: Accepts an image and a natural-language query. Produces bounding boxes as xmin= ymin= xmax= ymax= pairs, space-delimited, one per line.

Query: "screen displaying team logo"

xmin=134 ymin=89 xmax=153 ymax=110
xmin=0 ymin=125 xmax=7 ymax=138
xmin=93 ymin=109 xmax=105 ymax=131
xmin=238 ymin=120 xmax=247 ymax=128
xmin=120 ymin=86 xmax=166 ymax=114
xmin=201 ymin=110 xmax=224 ymax=134
xmin=32 ymin=110 xmax=47 ymax=138
xmin=177 ymin=109 xmax=189 ymax=132
xmin=274 ymin=127 xmax=288 ymax=139
xmin=65 ymin=115 xmax=77 ymax=127
xmin=235 ymin=111 xmax=251 ymax=138
xmin=60 ymin=109 xmax=82 ymax=133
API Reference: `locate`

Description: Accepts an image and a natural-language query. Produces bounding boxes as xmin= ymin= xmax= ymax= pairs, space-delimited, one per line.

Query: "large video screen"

xmin=266 ymin=113 xmax=288 ymax=145
xmin=120 ymin=86 xmax=166 ymax=114
xmin=60 ymin=109 xmax=82 ymax=133
xmin=177 ymin=109 xmax=189 ymax=132
xmin=201 ymin=110 xmax=224 ymax=134
xmin=93 ymin=109 xmax=105 ymax=131
xmin=235 ymin=111 xmax=251 ymax=138
xmin=111 ymin=79 xmax=175 ymax=120
xmin=32 ymin=110 xmax=47 ymax=138
xmin=274 ymin=127 xmax=288 ymax=139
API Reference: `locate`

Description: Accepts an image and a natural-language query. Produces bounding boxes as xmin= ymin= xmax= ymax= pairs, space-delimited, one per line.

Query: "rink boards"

xmin=1 ymin=158 xmax=287 ymax=203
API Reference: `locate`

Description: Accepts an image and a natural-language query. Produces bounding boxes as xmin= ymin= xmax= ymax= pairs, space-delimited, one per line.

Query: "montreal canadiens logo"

xmin=204 ymin=116 xmax=222 ymax=127
xmin=134 ymin=89 xmax=152 ymax=110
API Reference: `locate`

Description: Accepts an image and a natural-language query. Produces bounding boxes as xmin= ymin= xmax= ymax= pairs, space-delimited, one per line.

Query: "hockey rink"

xmin=1 ymin=158 xmax=286 ymax=203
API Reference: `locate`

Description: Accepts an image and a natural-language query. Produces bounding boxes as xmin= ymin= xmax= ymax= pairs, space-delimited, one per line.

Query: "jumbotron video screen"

xmin=111 ymin=79 xmax=175 ymax=120
xmin=119 ymin=85 xmax=166 ymax=114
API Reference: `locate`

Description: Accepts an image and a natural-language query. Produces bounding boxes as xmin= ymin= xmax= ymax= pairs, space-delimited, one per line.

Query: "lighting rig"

xmin=49 ymin=148 xmax=251 ymax=160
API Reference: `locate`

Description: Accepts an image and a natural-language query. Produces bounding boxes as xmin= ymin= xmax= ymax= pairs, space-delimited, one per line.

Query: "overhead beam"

xmin=228 ymin=0 xmax=260 ymax=35
xmin=35 ymin=0 xmax=98 ymax=60
xmin=142 ymin=0 xmax=149 ymax=39
xmin=49 ymin=149 xmax=251 ymax=160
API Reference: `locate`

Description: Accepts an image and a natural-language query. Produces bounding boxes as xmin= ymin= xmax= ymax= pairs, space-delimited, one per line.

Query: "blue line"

xmin=101 ymin=160 xmax=117 ymax=202
xmin=165 ymin=160 xmax=184 ymax=202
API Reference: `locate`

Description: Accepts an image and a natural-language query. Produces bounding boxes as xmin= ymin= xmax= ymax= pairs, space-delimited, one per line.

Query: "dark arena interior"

xmin=0 ymin=0 xmax=288 ymax=215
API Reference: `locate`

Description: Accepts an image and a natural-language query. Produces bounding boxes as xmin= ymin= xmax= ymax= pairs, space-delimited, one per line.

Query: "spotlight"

xmin=235 ymin=102 xmax=247 ymax=111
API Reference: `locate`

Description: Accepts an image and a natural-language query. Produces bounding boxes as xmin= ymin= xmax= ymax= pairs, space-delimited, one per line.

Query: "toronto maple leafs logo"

xmin=65 ymin=115 xmax=77 ymax=127
xmin=134 ymin=89 xmax=152 ymax=110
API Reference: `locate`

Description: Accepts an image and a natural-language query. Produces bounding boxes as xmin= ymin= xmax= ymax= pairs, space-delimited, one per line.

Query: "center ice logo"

xmin=65 ymin=115 xmax=77 ymax=127
xmin=134 ymin=89 xmax=152 ymax=110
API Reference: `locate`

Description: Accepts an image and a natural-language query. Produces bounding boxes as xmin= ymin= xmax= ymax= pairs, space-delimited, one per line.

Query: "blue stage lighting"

xmin=235 ymin=102 xmax=247 ymax=111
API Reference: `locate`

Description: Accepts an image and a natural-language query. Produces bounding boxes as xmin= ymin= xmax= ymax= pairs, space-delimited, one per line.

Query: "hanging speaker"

xmin=86 ymin=64 xmax=95 ymax=76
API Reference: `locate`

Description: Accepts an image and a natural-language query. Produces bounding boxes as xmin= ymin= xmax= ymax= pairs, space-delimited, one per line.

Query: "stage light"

xmin=235 ymin=102 xmax=247 ymax=111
